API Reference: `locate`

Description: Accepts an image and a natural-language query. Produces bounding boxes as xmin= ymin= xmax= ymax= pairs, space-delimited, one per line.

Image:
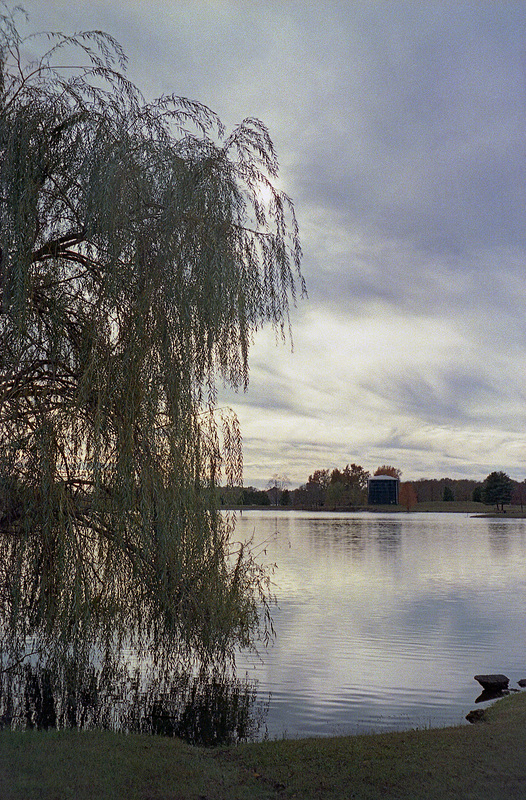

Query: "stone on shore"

xmin=474 ymin=674 xmax=509 ymax=691
xmin=466 ymin=708 xmax=486 ymax=724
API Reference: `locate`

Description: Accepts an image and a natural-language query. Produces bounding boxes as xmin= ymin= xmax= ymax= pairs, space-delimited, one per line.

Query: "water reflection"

xmin=376 ymin=518 xmax=402 ymax=557
xmin=0 ymin=657 xmax=266 ymax=745
xmin=487 ymin=522 xmax=512 ymax=553
xmin=136 ymin=672 xmax=266 ymax=744
xmin=3 ymin=511 xmax=526 ymax=742
xmin=234 ymin=510 xmax=526 ymax=738
xmin=303 ymin=516 xmax=402 ymax=560
xmin=474 ymin=688 xmax=510 ymax=704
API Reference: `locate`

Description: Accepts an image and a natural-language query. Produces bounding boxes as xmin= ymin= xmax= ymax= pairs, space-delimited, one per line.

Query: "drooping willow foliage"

xmin=0 ymin=9 xmax=303 ymax=665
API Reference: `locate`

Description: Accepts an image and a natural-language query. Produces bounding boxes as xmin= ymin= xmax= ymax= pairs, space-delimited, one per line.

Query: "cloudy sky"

xmin=21 ymin=1 xmax=526 ymax=487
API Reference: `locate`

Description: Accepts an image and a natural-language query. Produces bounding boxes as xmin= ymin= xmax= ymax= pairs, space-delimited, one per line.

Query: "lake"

xmin=232 ymin=509 xmax=526 ymax=739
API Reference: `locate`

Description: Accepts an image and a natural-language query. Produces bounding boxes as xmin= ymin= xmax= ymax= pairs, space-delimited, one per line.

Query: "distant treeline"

xmin=220 ymin=486 xmax=272 ymax=507
xmin=220 ymin=471 xmax=526 ymax=508
xmin=409 ymin=477 xmax=526 ymax=505
xmin=413 ymin=478 xmax=480 ymax=502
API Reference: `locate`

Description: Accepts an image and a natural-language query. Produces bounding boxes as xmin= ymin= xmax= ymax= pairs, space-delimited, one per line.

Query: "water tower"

xmin=367 ymin=475 xmax=399 ymax=505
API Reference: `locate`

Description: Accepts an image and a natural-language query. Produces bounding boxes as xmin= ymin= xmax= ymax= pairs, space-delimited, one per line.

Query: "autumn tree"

xmin=374 ymin=465 xmax=402 ymax=478
xmin=326 ymin=463 xmax=370 ymax=507
xmin=399 ymin=482 xmax=417 ymax=511
xmin=294 ymin=469 xmax=330 ymax=507
xmin=511 ymin=480 xmax=526 ymax=510
xmin=308 ymin=469 xmax=331 ymax=489
xmin=0 ymin=11 xmax=303 ymax=663
xmin=307 ymin=469 xmax=330 ymax=506
xmin=343 ymin=463 xmax=370 ymax=493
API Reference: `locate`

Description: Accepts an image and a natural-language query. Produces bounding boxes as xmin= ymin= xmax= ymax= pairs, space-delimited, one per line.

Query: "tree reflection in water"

xmin=0 ymin=653 xmax=267 ymax=745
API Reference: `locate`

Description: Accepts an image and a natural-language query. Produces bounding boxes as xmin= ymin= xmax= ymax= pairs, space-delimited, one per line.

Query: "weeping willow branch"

xmin=0 ymin=7 xmax=303 ymax=663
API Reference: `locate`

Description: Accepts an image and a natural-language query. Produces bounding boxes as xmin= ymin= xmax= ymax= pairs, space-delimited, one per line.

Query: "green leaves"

xmin=0 ymin=12 xmax=302 ymax=664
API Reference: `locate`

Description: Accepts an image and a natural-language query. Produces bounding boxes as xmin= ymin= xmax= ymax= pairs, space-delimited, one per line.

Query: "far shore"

xmin=223 ymin=500 xmax=526 ymax=518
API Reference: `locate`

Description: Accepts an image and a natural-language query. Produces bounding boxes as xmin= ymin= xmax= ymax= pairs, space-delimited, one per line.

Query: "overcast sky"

xmin=21 ymin=1 xmax=526 ymax=487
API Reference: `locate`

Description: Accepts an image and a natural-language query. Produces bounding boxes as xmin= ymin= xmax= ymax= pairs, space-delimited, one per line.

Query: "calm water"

xmin=233 ymin=510 xmax=526 ymax=739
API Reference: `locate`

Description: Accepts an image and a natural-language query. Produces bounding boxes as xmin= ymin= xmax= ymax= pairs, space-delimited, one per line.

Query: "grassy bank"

xmin=1 ymin=692 xmax=526 ymax=799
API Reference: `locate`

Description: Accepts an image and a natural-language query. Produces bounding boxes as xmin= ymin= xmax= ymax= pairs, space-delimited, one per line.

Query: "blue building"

xmin=368 ymin=475 xmax=399 ymax=505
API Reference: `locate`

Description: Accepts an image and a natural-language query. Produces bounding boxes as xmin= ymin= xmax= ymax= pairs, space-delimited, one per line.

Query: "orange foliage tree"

xmin=374 ymin=465 xmax=402 ymax=479
xmin=399 ymin=482 xmax=418 ymax=511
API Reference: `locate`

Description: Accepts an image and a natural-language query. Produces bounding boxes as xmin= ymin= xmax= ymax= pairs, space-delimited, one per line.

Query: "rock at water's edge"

xmin=474 ymin=674 xmax=509 ymax=691
xmin=466 ymin=708 xmax=486 ymax=724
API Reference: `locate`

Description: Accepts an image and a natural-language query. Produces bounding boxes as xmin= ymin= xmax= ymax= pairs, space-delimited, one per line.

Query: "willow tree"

xmin=0 ymin=10 xmax=303 ymax=664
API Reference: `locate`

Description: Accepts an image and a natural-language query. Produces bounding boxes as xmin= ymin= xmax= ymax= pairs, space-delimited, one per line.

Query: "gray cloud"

xmin=21 ymin=0 xmax=526 ymax=484
xmin=361 ymin=367 xmax=504 ymax=428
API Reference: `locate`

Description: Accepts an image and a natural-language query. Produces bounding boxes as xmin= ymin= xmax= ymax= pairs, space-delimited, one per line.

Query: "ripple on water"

xmin=233 ymin=511 xmax=526 ymax=739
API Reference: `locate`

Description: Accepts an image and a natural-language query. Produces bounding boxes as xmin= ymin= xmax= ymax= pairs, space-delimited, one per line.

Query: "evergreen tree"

xmin=481 ymin=472 xmax=513 ymax=512
xmin=443 ymin=484 xmax=454 ymax=501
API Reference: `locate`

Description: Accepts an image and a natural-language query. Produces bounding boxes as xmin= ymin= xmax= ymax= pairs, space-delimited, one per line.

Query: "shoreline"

xmin=224 ymin=502 xmax=526 ymax=517
xmin=1 ymin=692 xmax=526 ymax=798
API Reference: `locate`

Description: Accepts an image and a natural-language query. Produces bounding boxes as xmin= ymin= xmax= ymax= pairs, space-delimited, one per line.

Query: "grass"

xmin=409 ymin=500 xmax=486 ymax=513
xmin=1 ymin=692 xmax=526 ymax=799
